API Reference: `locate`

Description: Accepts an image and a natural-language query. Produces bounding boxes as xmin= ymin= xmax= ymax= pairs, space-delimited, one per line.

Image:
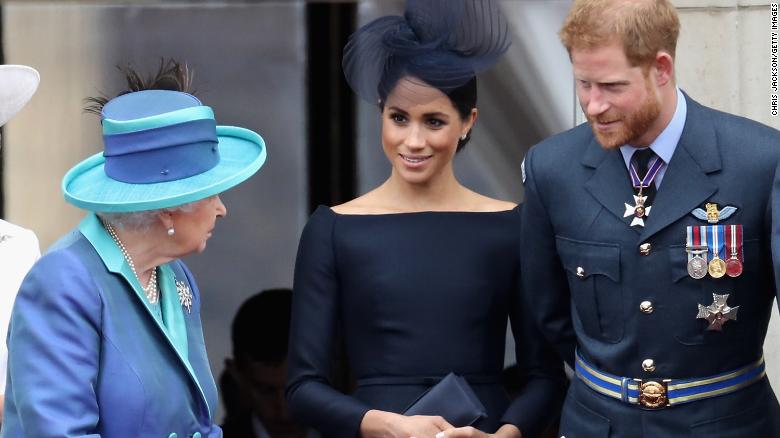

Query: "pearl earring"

xmin=460 ymin=134 xmax=467 ymax=141
xmin=167 ymin=227 xmax=175 ymax=236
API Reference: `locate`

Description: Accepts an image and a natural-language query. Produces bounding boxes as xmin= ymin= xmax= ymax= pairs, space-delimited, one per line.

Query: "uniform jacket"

xmin=521 ymin=93 xmax=780 ymax=436
xmin=2 ymin=214 xmax=221 ymax=438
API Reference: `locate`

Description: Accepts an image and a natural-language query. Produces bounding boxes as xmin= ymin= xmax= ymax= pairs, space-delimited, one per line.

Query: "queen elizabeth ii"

xmin=2 ymin=84 xmax=266 ymax=437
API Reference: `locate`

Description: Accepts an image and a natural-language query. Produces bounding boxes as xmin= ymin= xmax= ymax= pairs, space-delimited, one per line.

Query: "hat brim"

xmin=62 ymin=126 xmax=266 ymax=212
xmin=0 ymin=65 xmax=40 ymax=127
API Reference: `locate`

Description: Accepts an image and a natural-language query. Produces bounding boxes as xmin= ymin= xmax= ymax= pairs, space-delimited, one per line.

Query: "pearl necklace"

xmin=104 ymin=222 xmax=159 ymax=304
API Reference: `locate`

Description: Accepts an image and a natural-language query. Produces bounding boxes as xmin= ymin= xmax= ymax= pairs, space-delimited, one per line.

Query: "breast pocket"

xmin=668 ymin=239 xmax=761 ymax=345
xmin=555 ymin=236 xmax=623 ymax=343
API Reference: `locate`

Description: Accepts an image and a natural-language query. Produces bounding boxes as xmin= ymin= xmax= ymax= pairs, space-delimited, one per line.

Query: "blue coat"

xmin=2 ymin=214 xmax=221 ymax=437
xmin=521 ymin=93 xmax=780 ymax=436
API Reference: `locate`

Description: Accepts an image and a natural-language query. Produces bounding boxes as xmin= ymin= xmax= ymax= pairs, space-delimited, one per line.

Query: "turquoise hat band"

xmin=102 ymin=106 xmax=215 ymax=135
xmin=63 ymin=126 xmax=266 ymax=213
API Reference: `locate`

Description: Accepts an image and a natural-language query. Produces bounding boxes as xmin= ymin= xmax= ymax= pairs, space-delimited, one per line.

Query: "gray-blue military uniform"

xmin=520 ymin=90 xmax=780 ymax=437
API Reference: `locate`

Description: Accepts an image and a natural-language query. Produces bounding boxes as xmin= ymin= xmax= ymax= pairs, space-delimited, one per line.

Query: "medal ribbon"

xmin=687 ymin=226 xmax=694 ymax=265
xmin=686 ymin=226 xmax=693 ymax=247
xmin=689 ymin=226 xmax=707 ymax=260
xmin=708 ymin=225 xmax=726 ymax=259
xmin=629 ymin=154 xmax=664 ymax=189
xmin=699 ymin=225 xmax=707 ymax=254
xmin=726 ymin=224 xmax=744 ymax=262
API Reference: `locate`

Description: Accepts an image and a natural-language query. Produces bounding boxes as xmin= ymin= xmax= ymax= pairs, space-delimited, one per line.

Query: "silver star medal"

xmin=176 ymin=280 xmax=193 ymax=314
xmin=697 ymin=293 xmax=739 ymax=331
xmin=624 ymin=194 xmax=651 ymax=227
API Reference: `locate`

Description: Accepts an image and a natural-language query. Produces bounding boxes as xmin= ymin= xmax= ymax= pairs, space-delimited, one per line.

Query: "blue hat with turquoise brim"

xmin=62 ymin=90 xmax=267 ymax=213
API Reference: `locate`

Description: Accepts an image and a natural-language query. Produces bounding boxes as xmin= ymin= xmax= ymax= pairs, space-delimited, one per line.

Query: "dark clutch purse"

xmin=402 ymin=372 xmax=488 ymax=427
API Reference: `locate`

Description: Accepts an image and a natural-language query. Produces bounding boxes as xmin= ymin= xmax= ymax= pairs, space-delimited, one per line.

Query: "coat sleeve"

xmin=0 ymin=227 xmax=40 ymax=395
xmin=520 ymin=147 xmax=577 ymax=367
xmin=500 ymin=205 xmax=568 ymax=438
xmin=6 ymin=249 xmax=102 ymax=437
xmin=286 ymin=208 xmax=371 ymax=437
xmin=771 ymin=160 xmax=780 ymax=311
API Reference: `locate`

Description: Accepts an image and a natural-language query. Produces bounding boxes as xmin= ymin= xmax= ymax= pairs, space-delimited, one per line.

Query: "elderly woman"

xmin=1 ymin=75 xmax=267 ymax=437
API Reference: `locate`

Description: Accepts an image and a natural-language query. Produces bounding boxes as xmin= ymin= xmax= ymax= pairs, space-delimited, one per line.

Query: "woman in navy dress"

xmin=286 ymin=1 xmax=566 ymax=437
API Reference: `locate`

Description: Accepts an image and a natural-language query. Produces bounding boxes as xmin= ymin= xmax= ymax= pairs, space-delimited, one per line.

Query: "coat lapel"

xmin=639 ymin=96 xmax=721 ymax=242
xmin=583 ymin=137 xmax=640 ymax=233
xmin=78 ymin=214 xmax=212 ymax=418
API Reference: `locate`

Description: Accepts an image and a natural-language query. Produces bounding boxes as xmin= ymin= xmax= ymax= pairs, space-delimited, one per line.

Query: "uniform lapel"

xmin=639 ymin=96 xmax=721 ymax=242
xmin=583 ymin=137 xmax=640 ymax=233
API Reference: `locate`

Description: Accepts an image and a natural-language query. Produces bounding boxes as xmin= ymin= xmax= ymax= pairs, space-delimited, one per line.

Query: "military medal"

xmin=707 ymin=225 xmax=726 ymax=278
xmin=686 ymin=225 xmax=708 ymax=279
xmin=624 ymin=194 xmax=651 ymax=227
xmin=697 ymin=293 xmax=739 ymax=331
xmin=725 ymin=224 xmax=744 ymax=278
xmin=624 ymin=153 xmax=664 ymax=227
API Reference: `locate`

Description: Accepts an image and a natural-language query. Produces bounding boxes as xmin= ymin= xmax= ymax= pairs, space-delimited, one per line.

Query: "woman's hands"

xmin=360 ymin=409 xmax=454 ymax=438
xmin=360 ymin=411 xmax=522 ymax=438
xmin=436 ymin=424 xmax=522 ymax=438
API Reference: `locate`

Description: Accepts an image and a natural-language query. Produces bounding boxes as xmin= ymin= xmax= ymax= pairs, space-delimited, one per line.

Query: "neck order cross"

xmin=104 ymin=221 xmax=159 ymax=304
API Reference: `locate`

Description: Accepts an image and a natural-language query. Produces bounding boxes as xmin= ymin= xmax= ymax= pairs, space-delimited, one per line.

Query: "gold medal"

xmin=707 ymin=225 xmax=726 ymax=279
xmin=708 ymin=257 xmax=726 ymax=278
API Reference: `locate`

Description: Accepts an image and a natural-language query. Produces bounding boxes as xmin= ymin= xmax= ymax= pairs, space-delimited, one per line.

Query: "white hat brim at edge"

xmin=0 ymin=65 xmax=40 ymax=127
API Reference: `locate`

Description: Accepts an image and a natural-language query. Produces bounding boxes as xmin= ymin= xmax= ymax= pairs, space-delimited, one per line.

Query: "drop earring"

xmin=167 ymin=227 xmax=175 ymax=236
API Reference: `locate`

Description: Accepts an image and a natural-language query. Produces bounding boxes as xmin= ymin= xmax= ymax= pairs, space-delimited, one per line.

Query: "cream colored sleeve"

xmin=0 ymin=225 xmax=40 ymax=394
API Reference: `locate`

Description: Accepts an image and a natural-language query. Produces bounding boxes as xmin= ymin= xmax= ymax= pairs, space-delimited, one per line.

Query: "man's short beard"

xmin=588 ymin=81 xmax=661 ymax=149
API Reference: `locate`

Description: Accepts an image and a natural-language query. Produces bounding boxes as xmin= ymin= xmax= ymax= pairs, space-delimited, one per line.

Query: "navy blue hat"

xmin=342 ymin=0 xmax=511 ymax=103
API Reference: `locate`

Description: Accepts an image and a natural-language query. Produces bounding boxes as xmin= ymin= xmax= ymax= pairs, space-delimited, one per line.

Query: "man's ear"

xmin=654 ymin=51 xmax=674 ymax=87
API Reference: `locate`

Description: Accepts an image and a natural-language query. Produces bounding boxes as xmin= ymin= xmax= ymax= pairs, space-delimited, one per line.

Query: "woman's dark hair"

xmin=378 ymin=74 xmax=477 ymax=152
xmin=84 ymin=58 xmax=194 ymax=116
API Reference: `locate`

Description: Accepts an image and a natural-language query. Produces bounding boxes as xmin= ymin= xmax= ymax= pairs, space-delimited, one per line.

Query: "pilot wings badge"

xmin=691 ymin=203 xmax=737 ymax=224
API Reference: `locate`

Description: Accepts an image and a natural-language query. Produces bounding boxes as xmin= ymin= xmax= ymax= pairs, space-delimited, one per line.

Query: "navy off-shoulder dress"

xmin=286 ymin=206 xmax=566 ymax=438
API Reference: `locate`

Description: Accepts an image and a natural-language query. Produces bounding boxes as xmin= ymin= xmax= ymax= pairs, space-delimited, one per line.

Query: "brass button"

xmin=640 ymin=301 xmax=654 ymax=314
xmin=642 ymin=359 xmax=656 ymax=372
xmin=639 ymin=242 xmax=652 ymax=256
xmin=576 ymin=266 xmax=586 ymax=278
